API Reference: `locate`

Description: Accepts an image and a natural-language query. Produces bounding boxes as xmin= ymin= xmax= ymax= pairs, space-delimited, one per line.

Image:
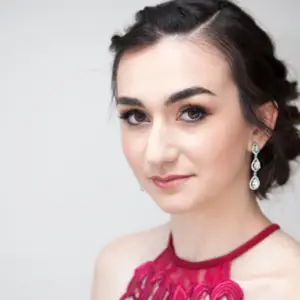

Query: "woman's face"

xmin=116 ymin=37 xmax=254 ymax=214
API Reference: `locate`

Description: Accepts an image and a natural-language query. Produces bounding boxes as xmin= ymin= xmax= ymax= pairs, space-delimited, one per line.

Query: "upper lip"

xmin=151 ymin=174 xmax=193 ymax=182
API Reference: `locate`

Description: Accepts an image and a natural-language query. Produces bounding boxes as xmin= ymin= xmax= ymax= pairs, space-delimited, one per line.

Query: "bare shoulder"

xmin=241 ymin=227 xmax=300 ymax=268
xmin=239 ymin=229 xmax=300 ymax=299
xmin=270 ymin=229 xmax=300 ymax=267
xmin=273 ymin=231 xmax=300 ymax=295
xmin=91 ymin=223 xmax=170 ymax=300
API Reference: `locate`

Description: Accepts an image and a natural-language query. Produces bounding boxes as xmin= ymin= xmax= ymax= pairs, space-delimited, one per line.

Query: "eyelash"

xmin=118 ymin=109 xmax=148 ymax=126
xmin=118 ymin=105 xmax=209 ymax=126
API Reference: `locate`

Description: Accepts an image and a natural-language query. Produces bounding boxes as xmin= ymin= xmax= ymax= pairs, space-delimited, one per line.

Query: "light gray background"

xmin=0 ymin=0 xmax=299 ymax=299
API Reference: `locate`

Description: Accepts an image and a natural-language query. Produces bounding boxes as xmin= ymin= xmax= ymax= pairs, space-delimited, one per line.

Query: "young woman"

xmin=92 ymin=0 xmax=300 ymax=299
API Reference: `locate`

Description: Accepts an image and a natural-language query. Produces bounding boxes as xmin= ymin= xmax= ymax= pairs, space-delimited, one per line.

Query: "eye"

xmin=118 ymin=109 xmax=148 ymax=125
xmin=178 ymin=105 xmax=208 ymax=122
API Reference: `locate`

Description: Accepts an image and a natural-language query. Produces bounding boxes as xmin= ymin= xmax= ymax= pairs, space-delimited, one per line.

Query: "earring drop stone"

xmin=251 ymin=158 xmax=261 ymax=172
xmin=249 ymin=175 xmax=260 ymax=190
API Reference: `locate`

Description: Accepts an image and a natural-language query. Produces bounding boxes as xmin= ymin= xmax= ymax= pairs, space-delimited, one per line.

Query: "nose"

xmin=145 ymin=123 xmax=178 ymax=167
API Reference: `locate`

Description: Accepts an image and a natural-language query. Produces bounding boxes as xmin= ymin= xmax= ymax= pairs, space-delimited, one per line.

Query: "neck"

xmin=169 ymin=185 xmax=271 ymax=263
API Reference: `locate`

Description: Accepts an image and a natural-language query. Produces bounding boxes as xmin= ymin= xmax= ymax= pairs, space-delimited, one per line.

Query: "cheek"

xmin=184 ymin=118 xmax=249 ymax=170
xmin=121 ymin=128 xmax=144 ymax=171
xmin=121 ymin=130 xmax=134 ymax=164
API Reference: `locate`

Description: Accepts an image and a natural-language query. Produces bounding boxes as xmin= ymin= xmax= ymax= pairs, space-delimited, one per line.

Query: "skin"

xmin=91 ymin=37 xmax=300 ymax=299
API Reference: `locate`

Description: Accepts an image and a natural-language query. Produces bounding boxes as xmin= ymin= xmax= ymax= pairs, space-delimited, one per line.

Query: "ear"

xmin=248 ymin=101 xmax=279 ymax=152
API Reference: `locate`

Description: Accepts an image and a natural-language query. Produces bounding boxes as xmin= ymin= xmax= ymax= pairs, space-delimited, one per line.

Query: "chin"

xmin=153 ymin=194 xmax=198 ymax=215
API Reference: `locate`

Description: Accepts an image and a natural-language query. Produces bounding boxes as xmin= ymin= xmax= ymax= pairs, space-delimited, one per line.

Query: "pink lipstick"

xmin=151 ymin=174 xmax=193 ymax=189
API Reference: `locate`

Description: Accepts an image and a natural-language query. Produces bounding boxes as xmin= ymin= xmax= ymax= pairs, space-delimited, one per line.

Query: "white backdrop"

xmin=0 ymin=0 xmax=299 ymax=299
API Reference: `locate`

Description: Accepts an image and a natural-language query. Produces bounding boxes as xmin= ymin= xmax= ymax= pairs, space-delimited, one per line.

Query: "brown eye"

xmin=119 ymin=109 xmax=148 ymax=125
xmin=179 ymin=105 xmax=207 ymax=122
xmin=129 ymin=111 xmax=147 ymax=124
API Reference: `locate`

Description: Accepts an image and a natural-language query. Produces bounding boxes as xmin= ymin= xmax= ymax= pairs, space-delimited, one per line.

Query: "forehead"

xmin=116 ymin=37 xmax=232 ymax=99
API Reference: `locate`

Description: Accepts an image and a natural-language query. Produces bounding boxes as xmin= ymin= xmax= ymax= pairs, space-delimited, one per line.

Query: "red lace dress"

xmin=120 ymin=224 xmax=280 ymax=300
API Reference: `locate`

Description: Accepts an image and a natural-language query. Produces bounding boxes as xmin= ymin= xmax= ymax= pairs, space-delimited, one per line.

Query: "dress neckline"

xmin=167 ymin=223 xmax=280 ymax=270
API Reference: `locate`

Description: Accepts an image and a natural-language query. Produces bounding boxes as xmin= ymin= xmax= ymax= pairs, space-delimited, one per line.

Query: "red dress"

xmin=120 ymin=224 xmax=280 ymax=299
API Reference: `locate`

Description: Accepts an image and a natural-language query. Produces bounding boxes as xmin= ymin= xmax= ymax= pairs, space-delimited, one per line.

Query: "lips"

xmin=151 ymin=174 xmax=193 ymax=189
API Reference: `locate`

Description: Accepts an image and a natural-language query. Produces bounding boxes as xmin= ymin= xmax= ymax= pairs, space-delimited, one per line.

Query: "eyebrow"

xmin=116 ymin=86 xmax=216 ymax=108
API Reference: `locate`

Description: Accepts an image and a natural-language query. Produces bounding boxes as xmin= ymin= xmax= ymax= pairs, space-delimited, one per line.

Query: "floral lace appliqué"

xmin=120 ymin=261 xmax=244 ymax=300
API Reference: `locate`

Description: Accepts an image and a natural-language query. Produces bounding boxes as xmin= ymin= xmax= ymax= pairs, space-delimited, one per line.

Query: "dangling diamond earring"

xmin=249 ymin=142 xmax=261 ymax=191
xmin=140 ymin=187 xmax=144 ymax=192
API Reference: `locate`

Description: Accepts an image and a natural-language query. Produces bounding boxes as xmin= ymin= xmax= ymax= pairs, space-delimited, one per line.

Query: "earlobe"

xmin=247 ymin=126 xmax=262 ymax=153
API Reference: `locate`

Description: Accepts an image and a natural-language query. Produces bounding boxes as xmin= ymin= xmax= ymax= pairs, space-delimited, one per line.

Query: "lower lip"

xmin=152 ymin=176 xmax=192 ymax=189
